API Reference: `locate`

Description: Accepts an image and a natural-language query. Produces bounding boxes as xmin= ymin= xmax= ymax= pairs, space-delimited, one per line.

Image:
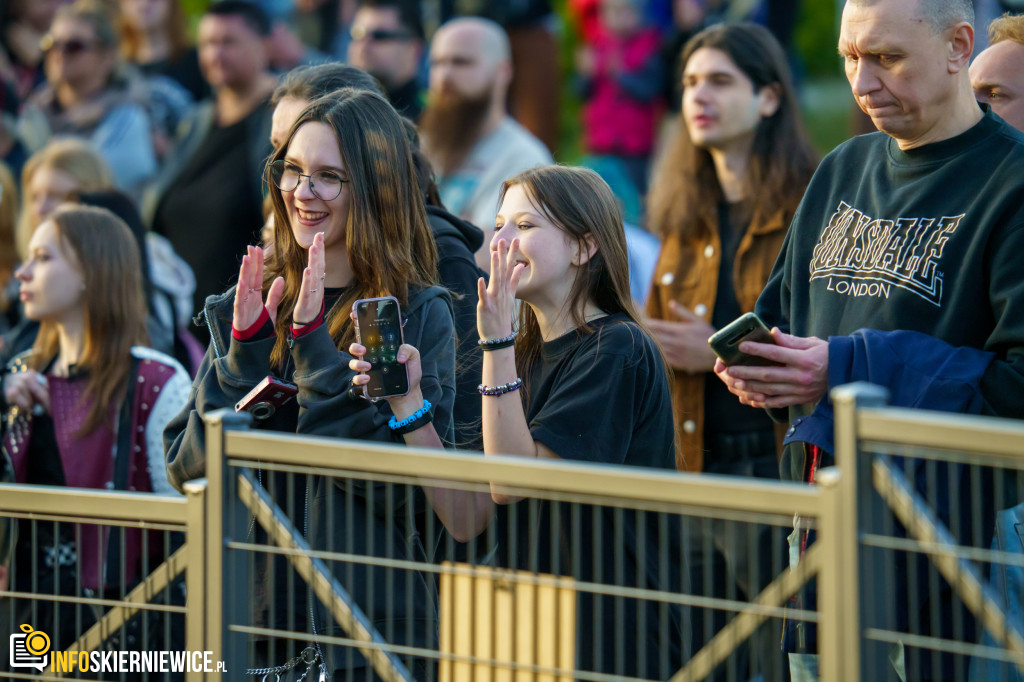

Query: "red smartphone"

xmin=235 ymin=375 xmax=298 ymax=420
xmin=353 ymin=296 xmax=410 ymax=401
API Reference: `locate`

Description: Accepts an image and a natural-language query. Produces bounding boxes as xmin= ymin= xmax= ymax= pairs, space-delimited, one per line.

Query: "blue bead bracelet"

xmin=388 ymin=399 xmax=433 ymax=432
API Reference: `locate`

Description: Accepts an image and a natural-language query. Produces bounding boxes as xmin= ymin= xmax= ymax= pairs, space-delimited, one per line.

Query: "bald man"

xmin=971 ymin=13 xmax=1024 ymax=131
xmin=420 ymin=17 xmax=552 ymax=270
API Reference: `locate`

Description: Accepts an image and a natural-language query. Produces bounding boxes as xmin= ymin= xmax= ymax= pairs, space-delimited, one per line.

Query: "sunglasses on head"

xmin=41 ymin=35 xmax=100 ymax=57
xmin=350 ymin=25 xmax=414 ymax=42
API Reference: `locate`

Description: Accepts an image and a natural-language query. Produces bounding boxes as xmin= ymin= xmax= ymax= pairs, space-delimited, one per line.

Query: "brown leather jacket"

xmin=646 ymin=210 xmax=789 ymax=472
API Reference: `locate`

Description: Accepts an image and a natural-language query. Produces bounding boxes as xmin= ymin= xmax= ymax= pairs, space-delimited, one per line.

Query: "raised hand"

xmin=293 ymin=232 xmax=325 ymax=327
xmin=232 ymin=244 xmax=285 ymax=331
xmin=477 ymin=238 xmax=524 ymax=340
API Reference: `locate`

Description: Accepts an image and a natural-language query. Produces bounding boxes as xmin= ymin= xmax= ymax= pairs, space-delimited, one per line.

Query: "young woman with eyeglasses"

xmin=163 ymin=87 xmax=491 ymax=678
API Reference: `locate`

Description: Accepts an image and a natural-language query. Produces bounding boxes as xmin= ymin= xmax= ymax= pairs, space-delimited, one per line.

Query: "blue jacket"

xmin=783 ymin=328 xmax=994 ymax=466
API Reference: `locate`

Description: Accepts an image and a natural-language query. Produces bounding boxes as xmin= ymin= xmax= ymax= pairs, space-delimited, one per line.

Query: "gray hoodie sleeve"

xmin=289 ymin=294 xmax=457 ymax=445
xmin=163 ymin=333 xmax=275 ymax=493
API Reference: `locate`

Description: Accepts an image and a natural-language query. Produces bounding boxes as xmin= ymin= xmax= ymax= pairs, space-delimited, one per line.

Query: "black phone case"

xmin=353 ymin=296 xmax=410 ymax=400
xmin=708 ymin=313 xmax=777 ymax=366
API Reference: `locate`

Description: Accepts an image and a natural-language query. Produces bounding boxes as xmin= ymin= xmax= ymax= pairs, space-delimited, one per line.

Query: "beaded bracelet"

xmin=478 ymin=378 xmax=523 ymax=396
xmin=480 ymin=337 xmax=515 ymax=351
xmin=478 ymin=333 xmax=516 ymax=350
xmin=388 ymin=399 xmax=433 ymax=435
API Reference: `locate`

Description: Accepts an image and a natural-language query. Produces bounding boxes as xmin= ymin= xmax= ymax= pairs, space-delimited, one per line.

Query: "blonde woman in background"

xmin=3 ymin=139 xmax=112 ymax=357
xmin=15 ymin=138 xmax=114 ymax=261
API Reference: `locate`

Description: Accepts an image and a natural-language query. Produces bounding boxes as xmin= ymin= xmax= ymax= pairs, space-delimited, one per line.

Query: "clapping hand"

xmin=232 ymin=244 xmax=285 ymax=331
xmin=477 ymin=238 xmax=524 ymax=341
xmin=292 ymin=232 xmax=326 ymax=327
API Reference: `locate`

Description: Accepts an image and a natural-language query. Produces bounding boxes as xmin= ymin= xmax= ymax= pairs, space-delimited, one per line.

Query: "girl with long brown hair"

xmin=464 ymin=164 xmax=682 ymax=678
xmin=164 ymin=87 xmax=490 ymax=678
xmin=0 ymin=204 xmax=190 ymax=649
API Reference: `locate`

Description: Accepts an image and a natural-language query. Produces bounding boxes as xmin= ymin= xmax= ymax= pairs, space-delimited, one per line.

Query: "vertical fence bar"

xmin=203 ymin=408 xmax=253 ymax=677
xmin=816 ymin=465 xmax=842 ymax=682
xmin=832 ymin=382 xmax=890 ymax=682
xmin=184 ymin=480 xmax=208 ymax=682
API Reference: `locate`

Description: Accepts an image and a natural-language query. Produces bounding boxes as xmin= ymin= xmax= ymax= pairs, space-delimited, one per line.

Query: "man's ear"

xmin=495 ymin=59 xmax=514 ymax=93
xmin=757 ymin=83 xmax=782 ymax=118
xmin=574 ymin=234 xmax=599 ymax=266
xmin=948 ymin=22 xmax=974 ymax=74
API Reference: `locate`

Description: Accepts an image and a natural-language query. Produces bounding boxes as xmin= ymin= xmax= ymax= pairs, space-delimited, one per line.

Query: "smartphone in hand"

xmin=353 ymin=296 xmax=410 ymax=400
xmin=708 ymin=313 xmax=778 ymax=367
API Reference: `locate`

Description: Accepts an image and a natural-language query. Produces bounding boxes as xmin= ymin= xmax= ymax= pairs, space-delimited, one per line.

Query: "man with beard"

xmin=422 ymin=17 xmax=552 ymax=270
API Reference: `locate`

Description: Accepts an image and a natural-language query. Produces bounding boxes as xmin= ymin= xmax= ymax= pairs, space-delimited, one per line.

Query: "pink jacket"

xmin=583 ymin=28 xmax=665 ymax=156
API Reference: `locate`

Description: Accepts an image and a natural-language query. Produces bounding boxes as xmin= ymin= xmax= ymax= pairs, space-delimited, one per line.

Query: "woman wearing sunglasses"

xmin=164 ymin=88 xmax=491 ymax=678
xmin=18 ymin=1 xmax=158 ymax=195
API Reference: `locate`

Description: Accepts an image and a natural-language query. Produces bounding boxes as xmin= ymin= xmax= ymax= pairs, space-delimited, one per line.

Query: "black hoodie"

xmin=427 ymin=204 xmax=486 ymax=451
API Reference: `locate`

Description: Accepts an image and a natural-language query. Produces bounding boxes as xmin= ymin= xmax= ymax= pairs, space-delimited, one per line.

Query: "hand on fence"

xmin=714 ymin=329 xmax=829 ymax=409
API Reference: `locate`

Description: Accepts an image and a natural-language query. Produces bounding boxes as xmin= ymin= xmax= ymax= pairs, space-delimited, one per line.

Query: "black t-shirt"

xmin=524 ymin=314 xmax=674 ymax=466
xmin=153 ymin=106 xmax=269 ymax=315
xmin=495 ymin=314 xmax=682 ymax=677
xmin=387 ymin=77 xmax=422 ymax=122
xmin=705 ymin=201 xmax=774 ymax=437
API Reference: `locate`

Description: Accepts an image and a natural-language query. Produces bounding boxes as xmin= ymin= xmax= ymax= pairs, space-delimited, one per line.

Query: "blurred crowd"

xmin=0 ymin=0 xmax=812 ymax=342
xmin=2 ymin=0 xmax=1024 ymax=679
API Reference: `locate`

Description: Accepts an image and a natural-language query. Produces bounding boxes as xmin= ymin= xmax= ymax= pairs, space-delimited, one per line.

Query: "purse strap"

xmin=105 ymin=356 xmax=141 ymax=588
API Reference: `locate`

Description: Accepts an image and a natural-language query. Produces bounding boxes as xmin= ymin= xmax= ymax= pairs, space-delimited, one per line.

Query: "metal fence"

xmin=1 ymin=386 xmax=1022 ymax=681
xmin=832 ymin=384 xmax=1024 ymax=682
xmin=200 ymin=409 xmax=841 ymax=682
xmin=0 ymin=482 xmax=208 ymax=680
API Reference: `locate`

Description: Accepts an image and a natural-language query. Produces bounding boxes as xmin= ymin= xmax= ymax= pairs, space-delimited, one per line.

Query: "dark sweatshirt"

xmin=756 ymin=108 xmax=1024 ymax=479
xmin=427 ymin=204 xmax=486 ymax=451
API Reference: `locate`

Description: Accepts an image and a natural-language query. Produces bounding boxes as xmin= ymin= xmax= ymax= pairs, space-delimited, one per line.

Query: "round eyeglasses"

xmin=269 ymin=160 xmax=348 ymax=201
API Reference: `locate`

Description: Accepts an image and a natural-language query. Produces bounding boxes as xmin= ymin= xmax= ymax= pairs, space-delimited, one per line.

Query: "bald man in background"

xmin=421 ymin=17 xmax=552 ymax=270
xmin=971 ymin=13 xmax=1024 ymax=131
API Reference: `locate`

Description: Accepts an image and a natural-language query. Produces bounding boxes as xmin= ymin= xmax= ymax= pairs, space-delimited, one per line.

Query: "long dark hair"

xmin=30 ymin=206 xmax=148 ymax=435
xmin=501 ymin=165 xmax=665 ymax=377
xmin=264 ymin=88 xmax=438 ymax=368
xmin=647 ymin=23 xmax=818 ymax=240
